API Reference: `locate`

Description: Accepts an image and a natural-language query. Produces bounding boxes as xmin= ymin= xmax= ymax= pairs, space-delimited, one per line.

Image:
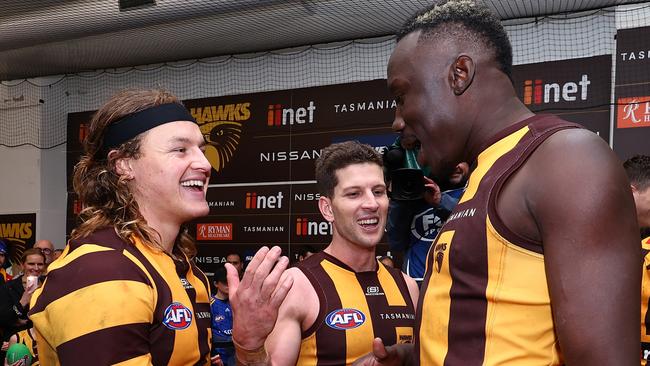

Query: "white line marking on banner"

xmin=208 ymin=180 xmax=316 ymax=188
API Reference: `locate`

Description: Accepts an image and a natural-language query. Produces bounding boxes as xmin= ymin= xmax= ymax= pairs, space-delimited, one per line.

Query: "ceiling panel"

xmin=0 ymin=0 xmax=642 ymax=81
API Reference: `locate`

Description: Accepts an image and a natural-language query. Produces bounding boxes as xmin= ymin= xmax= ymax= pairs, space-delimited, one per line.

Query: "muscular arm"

xmin=266 ymin=269 xmax=317 ymax=365
xmin=401 ymin=273 xmax=419 ymax=309
xmin=501 ymin=129 xmax=640 ymax=364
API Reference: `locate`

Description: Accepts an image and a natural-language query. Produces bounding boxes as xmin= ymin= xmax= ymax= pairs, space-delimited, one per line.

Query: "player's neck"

xmin=139 ymin=212 xmax=180 ymax=253
xmin=324 ymin=238 xmax=377 ymax=272
xmin=215 ymin=290 xmax=228 ymax=301
xmin=465 ymin=95 xmax=534 ymax=165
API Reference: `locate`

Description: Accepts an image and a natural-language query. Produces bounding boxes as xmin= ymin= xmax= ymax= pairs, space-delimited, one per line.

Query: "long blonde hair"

xmin=71 ymin=88 xmax=197 ymax=258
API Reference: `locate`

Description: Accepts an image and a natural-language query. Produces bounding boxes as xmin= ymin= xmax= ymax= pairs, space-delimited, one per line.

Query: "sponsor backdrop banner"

xmin=65 ymin=67 xmax=619 ymax=279
xmin=614 ymin=26 xmax=650 ymax=159
xmin=66 ymin=79 xmax=397 ymax=278
xmin=0 ymin=213 xmax=37 ymax=270
xmin=512 ymin=55 xmax=612 ymax=140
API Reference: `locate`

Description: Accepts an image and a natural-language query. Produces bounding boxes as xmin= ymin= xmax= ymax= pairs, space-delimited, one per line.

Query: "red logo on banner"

xmin=295 ymin=218 xmax=332 ymax=236
xmin=196 ymin=223 xmax=232 ymax=241
xmin=617 ymin=96 xmax=650 ymax=128
xmin=522 ymin=75 xmax=590 ymax=105
xmin=267 ymin=102 xmax=316 ymax=126
xmin=78 ymin=123 xmax=88 ymax=143
xmin=245 ymin=192 xmax=284 ymax=209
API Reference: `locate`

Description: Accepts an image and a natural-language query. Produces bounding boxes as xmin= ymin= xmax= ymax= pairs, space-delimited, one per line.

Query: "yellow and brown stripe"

xmin=15 ymin=329 xmax=39 ymax=366
xmin=641 ymin=236 xmax=650 ymax=365
xmin=296 ymin=252 xmax=415 ymax=366
xmin=29 ymin=227 xmax=211 ymax=366
xmin=416 ymin=115 xmax=580 ymax=365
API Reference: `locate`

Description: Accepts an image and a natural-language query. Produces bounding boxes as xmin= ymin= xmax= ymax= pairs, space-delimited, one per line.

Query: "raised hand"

xmin=227 ymin=246 xmax=293 ymax=350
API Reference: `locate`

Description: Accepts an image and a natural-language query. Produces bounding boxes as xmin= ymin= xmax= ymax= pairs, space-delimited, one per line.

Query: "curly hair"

xmin=315 ymin=141 xmax=383 ymax=198
xmin=624 ymin=155 xmax=650 ymax=191
xmin=397 ymin=0 xmax=513 ymax=80
xmin=71 ymin=88 xmax=197 ymax=258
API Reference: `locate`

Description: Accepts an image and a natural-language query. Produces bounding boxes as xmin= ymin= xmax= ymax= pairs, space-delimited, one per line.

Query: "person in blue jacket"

xmin=210 ymin=265 xmax=234 ymax=366
xmin=385 ymin=135 xmax=468 ymax=284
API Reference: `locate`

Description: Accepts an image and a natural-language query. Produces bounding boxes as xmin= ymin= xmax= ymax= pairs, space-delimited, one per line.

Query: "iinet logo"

xmin=267 ymin=101 xmax=316 ymax=126
xmin=295 ymin=218 xmax=333 ymax=236
xmin=523 ymin=75 xmax=590 ymax=105
xmin=245 ymin=192 xmax=284 ymax=209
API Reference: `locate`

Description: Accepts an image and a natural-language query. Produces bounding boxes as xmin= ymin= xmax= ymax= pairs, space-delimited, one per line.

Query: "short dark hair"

xmin=397 ymin=0 xmax=513 ymax=79
xmin=226 ymin=252 xmax=241 ymax=261
xmin=624 ymin=155 xmax=650 ymax=191
xmin=298 ymin=245 xmax=316 ymax=258
xmin=214 ymin=265 xmax=227 ymax=285
xmin=315 ymin=141 xmax=383 ymax=198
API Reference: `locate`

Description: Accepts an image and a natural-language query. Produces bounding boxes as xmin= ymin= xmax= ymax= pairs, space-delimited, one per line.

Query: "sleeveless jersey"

xmin=296 ymin=251 xmax=415 ymax=366
xmin=29 ymin=227 xmax=212 ymax=366
xmin=15 ymin=328 xmax=39 ymax=366
xmin=416 ymin=115 xmax=581 ymax=365
xmin=641 ymin=236 xmax=650 ymax=365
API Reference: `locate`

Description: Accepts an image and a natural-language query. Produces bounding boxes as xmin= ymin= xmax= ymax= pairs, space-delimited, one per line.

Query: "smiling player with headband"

xmin=30 ymin=88 xmax=216 ymax=365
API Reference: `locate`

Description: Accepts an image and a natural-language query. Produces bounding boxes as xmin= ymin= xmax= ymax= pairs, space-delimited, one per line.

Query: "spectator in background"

xmin=623 ymin=155 xmax=650 ymax=365
xmin=0 ymin=248 xmax=45 ymax=360
xmin=386 ymin=157 xmax=468 ymax=284
xmin=0 ymin=240 xmax=10 ymax=284
xmin=211 ymin=266 xmax=234 ymax=366
xmin=6 ymin=326 xmax=38 ymax=365
xmin=29 ymin=88 xmax=214 ymax=365
xmin=32 ymin=241 xmax=53 ymax=267
xmin=52 ymin=249 xmax=63 ymax=261
xmin=296 ymin=245 xmax=316 ymax=262
xmin=378 ymin=255 xmax=395 ymax=268
xmin=226 ymin=253 xmax=243 ymax=278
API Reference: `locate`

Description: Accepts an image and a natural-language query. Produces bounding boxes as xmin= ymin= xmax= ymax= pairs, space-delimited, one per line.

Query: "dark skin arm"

xmin=498 ymin=128 xmax=640 ymax=365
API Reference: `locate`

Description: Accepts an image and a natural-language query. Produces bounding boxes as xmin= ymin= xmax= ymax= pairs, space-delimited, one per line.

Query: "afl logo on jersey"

xmin=163 ymin=302 xmax=193 ymax=330
xmin=325 ymin=308 xmax=366 ymax=330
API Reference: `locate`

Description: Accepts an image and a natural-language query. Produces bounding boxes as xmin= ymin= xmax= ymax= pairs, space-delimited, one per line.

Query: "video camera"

xmin=383 ymin=136 xmax=430 ymax=201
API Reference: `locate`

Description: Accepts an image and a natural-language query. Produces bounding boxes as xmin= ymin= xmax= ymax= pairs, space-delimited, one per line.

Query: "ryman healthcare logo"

xmin=163 ymin=302 xmax=193 ymax=330
xmin=325 ymin=308 xmax=366 ymax=330
xmin=196 ymin=223 xmax=233 ymax=241
xmin=617 ymin=96 xmax=650 ymax=128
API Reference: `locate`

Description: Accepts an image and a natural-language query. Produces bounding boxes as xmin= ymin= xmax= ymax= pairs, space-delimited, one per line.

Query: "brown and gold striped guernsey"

xmin=15 ymin=329 xmax=39 ymax=366
xmin=641 ymin=236 xmax=650 ymax=365
xmin=296 ymin=251 xmax=415 ymax=366
xmin=29 ymin=227 xmax=212 ymax=366
xmin=416 ymin=115 xmax=581 ymax=365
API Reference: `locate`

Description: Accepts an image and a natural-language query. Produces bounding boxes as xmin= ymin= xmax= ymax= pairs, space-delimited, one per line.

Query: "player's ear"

xmin=319 ymin=197 xmax=334 ymax=222
xmin=450 ymin=54 xmax=475 ymax=96
xmin=111 ymin=150 xmax=134 ymax=180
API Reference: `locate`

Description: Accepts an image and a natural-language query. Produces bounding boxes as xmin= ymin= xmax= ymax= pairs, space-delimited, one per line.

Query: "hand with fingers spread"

xmin=227 ymin=246 xmax=293 ymax=363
